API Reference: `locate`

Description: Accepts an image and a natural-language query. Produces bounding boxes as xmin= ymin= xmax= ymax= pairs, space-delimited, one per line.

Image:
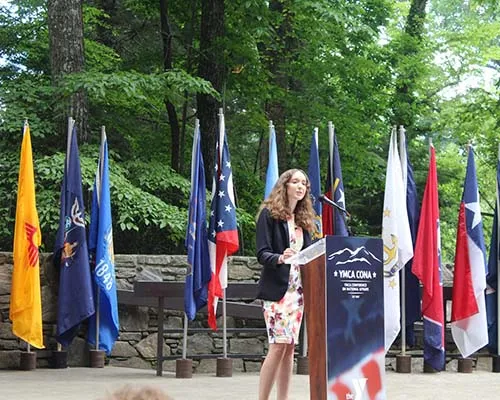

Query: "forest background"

xmin=0 ymin=0 xmax=499 ymax=264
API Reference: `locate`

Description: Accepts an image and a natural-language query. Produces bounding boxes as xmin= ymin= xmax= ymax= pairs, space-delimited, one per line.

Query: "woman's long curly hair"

xmin=258 ymin=168 xmax=316 ymax=233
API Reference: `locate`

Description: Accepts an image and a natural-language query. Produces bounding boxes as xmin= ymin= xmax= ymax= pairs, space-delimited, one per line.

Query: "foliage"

xmin=0 ymin=145 xmax=189 ymax=254
xmin=0 ymin=0 xmax=499 ymax=261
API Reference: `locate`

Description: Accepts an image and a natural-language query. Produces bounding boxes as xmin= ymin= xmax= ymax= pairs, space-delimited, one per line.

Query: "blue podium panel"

xmin=326 ymin=236 xmax=385 ymax=400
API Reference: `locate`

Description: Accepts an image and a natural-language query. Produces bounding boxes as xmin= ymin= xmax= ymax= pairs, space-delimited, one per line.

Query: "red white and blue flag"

xmin=207 ymin=112 xmax=239 ymax=330
xmin=451 ymin=146 xmax=488 ymax=357
xmin=322 ymin=123 xmax=348 ymax=237
xmin=411 ymin=145 xmax=445 ymax=371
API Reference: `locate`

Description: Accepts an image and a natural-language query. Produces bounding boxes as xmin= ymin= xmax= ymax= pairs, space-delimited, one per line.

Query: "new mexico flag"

xmin=9 ymin=122 xmax=44 ymax=349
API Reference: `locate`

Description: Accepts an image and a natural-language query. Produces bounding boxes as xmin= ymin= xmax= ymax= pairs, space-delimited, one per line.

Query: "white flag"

xmin=382 ymin=128 xmax=413 ymax=352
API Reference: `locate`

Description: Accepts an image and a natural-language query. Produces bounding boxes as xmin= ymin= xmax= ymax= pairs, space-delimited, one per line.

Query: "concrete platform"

xmin=2 ymin=365 xmax=500 ymax=399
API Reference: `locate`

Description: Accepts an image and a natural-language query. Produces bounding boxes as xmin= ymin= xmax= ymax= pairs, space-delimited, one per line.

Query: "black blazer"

xmin=256 ymin=207 xmax=312 ymax=301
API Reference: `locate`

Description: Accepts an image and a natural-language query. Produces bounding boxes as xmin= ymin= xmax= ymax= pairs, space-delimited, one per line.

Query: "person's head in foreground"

xmin=103 ymin=385 xmax=173 ymax=400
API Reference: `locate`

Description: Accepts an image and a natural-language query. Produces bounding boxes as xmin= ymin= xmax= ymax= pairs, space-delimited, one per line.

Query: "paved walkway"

xmin=2 ymin=365 xmax=500 ymax=399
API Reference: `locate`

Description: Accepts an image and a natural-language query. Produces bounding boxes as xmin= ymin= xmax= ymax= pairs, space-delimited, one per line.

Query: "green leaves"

xmin=61 ymin=70 xmax=218 ymax=108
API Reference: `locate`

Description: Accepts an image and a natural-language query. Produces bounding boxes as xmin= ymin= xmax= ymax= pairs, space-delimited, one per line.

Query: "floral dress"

xmin=262 ymin=217 xmax=304 ymax=344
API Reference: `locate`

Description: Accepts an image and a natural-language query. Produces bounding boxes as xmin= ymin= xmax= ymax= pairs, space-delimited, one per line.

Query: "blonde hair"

xmin=258 ymin=168 xmax=316 ymax=233
xmin=103 ymin=385 xmax=173 ymax=400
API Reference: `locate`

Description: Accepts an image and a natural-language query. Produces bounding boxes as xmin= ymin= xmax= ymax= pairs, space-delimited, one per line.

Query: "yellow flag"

xmin=9 ymin=123 xmax=44 ymax=349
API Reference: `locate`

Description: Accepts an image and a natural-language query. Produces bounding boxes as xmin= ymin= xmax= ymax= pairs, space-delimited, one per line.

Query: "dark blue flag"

xmin=486 ymin=149 xmax=500 ymax=354
xmin=54 ymin=123 xmax=95 ymax=346
xmin=400 ymin=129 xmax=421 ymax=346
xmin=308 ymin=128 xmax=322 ymax=239
xmin=87 ymin=130 xmax=119 ymax=354
xmin=185 ymin=121 xmax=211 ymax=320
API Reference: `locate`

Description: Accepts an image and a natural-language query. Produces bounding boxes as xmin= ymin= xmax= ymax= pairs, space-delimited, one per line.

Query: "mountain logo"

xmin=328 ymin=246 xmax=381 ymax=266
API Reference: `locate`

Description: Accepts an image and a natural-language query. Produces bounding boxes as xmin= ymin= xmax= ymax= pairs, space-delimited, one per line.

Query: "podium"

xmin=289 ymin=236 xmax=385 ymax=400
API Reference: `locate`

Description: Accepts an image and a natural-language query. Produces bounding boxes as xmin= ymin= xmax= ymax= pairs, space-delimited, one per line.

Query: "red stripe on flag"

xmin=451 ymin=202 xmax=479 ymax=321
xmin=207 ymin=271 xmax=219 ymax=330
xmin=24 ymin=222 xmax=39 ymax=267
xmin=216 ymin=230 xmax=239 ymax=254
xmin=322 ymin=189 xmax=334 ymax=236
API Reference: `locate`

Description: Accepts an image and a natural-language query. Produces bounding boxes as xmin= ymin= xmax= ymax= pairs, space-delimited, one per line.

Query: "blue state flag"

xmin=264 ymin=122 xmax=279 ymax=198
xmin=399 ymin=128 xmax=421 ymax=346
xmin=54 ymin=122 xmax=95 ymax=346
xmin=486 ymin=148 xmax=500 ymax=354
xmin=87 ymin=130 xmax=119 ymax=354
xmin=185 ymin=121 xmax=211 ymax=320
xmin=308 ymin=128 xmax=322 ymax=239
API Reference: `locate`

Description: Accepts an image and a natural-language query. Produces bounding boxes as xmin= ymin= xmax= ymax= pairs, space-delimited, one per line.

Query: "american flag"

xmin=207 ymin=113 xmax=239 ymax=330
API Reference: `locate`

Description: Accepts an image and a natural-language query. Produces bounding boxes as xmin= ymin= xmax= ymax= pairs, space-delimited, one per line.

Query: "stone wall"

xmin=0 ymin=251 xmax=472 ymax=373
xmin=0 ymin=252 xmax=266 ymax=373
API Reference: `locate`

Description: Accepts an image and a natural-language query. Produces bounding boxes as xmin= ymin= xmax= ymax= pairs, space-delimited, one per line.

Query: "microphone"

xmin=318 ymin=194 xmax=350 ymax=217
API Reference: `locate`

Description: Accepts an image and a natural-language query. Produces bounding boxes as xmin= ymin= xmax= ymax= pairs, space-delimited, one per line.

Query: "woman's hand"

xmin=279 ymin=247 xmax=297 ymax=263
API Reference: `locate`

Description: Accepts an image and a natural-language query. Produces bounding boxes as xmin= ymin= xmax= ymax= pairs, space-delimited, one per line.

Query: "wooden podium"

xmin=291 ymin=236 xmax=384 ymax=400
xmin=302 ymin=252 xmax=328 ymax=399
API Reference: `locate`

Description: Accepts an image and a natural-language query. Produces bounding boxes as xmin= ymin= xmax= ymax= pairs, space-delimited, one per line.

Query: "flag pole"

xmin=269 ymin=120 xmax=274 ymax=155
xmin=57 ymin=116 xmax=75 ymax=354
xmin=93 ymin=126 xmax=106 ymax=352
xmin=218 ymin=108 xmax=228 ymax=360
xmin=66 ymin=117 xmax=75 ymax=169
xmin=399 ymin=126 xmax=407 ymax=357
xmin=182 ymin=313 xmax=188 ymax=359
xmin=328 ymin=122 xmax=334 ymax=196
xmin=328 ymin=122 xmax=335 ymax=234
xmin=222 ymin=288 xmax=227 ymax=359
xmin=95 ymin=288 xmax=100 ymax=351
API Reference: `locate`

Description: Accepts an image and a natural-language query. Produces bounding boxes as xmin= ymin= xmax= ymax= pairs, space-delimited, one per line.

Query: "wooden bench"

xmin=118 ymin=281 xmax=268 ymax=376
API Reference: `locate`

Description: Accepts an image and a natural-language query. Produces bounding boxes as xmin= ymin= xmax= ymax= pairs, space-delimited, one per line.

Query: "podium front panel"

xmin=326 ymin=236 xmax=385 ymax=400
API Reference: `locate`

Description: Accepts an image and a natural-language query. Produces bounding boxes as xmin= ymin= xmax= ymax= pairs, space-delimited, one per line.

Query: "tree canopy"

xmin=0 ymin=0 xmax=498 ymax=263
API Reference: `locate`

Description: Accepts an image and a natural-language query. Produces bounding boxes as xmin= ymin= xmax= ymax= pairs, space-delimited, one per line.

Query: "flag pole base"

xmin=216 ymin=357 xmax=232 ymax=377
xmin=51 ymin=350 xmax=68 ymax=369
xmin=296 ymin=356 xmax=309 ymax=375
xmin=423 ymin=362 xmax=439 ymax=373
xmin=396 ymin=354 xmax=411 ymax=373
xmin=20 ymin=351 xmax=36 ymax=371
xmin=176 ymin=359 xmax=193 ymax=378
xmin=457 ymin=357 xmax=473 ymax=373
xmin=89 ymin=349 xmax=105 ymax=368
xmin=492 ymin=355 xmax=500 ymax=373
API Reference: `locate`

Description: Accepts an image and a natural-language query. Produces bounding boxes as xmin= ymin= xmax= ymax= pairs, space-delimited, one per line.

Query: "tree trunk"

xmin=160 ymin=0 xmax=181 ymax=172
xmin=47 ymin=0 xmax=89 ymax=143
xmin=391 ymin=0 xmax=428 ymax=129
xmin=197 ymin=0 xmax=225 ymax=183
xmin=264 ymin=0 xmax=296 ymax=173
xmin=179 ymin=0 xmax=197 ymax=176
